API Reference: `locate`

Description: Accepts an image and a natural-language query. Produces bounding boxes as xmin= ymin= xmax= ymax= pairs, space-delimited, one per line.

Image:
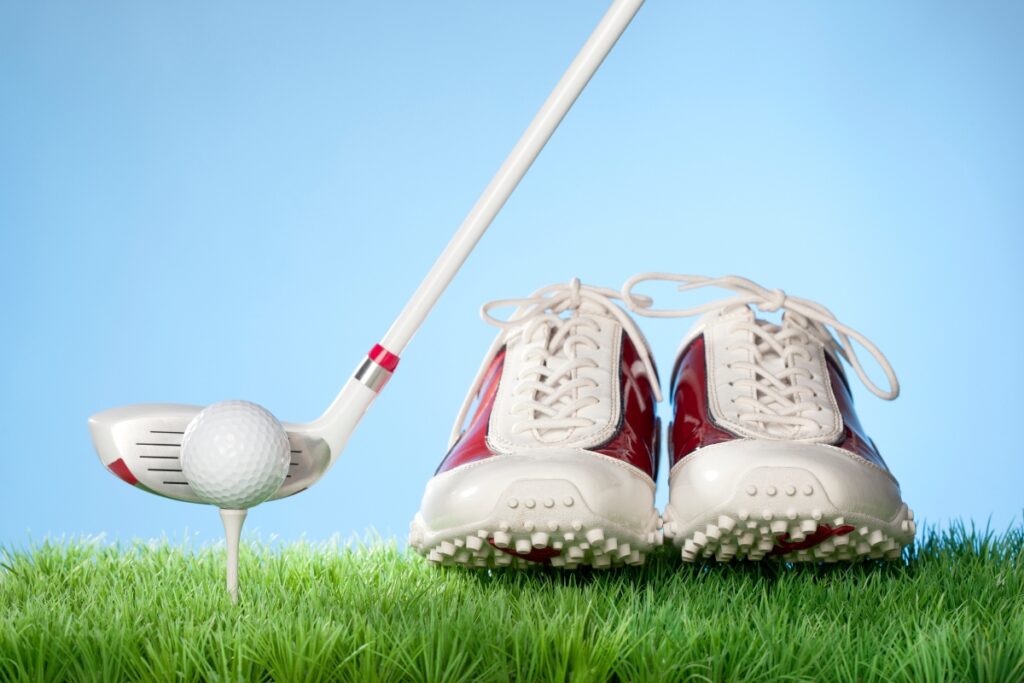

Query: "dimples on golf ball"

xmin=180 ymin=400 xmax=290 ymax=509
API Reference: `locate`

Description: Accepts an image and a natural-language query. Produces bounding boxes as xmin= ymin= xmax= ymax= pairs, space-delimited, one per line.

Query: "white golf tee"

xmin=220 ymin=508 xmax=248 ymax=603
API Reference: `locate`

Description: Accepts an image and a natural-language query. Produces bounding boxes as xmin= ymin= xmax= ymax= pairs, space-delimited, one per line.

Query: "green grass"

xmin=1 ymin=523 xmax=1022 ymax=683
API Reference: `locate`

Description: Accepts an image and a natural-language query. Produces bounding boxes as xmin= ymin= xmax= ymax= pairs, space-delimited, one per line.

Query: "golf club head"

xmin=89 ymin=403 xmax=331 ymax=504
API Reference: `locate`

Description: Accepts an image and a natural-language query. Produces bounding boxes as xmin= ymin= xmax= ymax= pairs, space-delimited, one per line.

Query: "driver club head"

xmin=89 ymin=403 xmax=331 ymax=504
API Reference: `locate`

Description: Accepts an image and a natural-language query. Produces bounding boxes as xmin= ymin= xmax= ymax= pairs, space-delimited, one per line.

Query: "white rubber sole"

xmin=663 ymin=440 xmax=916 ymax=563
xmin=409 ymin=449 xmax=660 ymax=569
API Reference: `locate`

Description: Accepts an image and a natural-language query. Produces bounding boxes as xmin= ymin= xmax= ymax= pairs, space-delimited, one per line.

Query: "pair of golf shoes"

xmin=409 ymin=273 xmax=915 ymax=568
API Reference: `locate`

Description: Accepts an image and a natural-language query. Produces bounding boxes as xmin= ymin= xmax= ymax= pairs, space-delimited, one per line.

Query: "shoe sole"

xmin=663 ymin=440 xmax=916 ymax=562
xmin=409 ymin=450 xmax=660 ymax=569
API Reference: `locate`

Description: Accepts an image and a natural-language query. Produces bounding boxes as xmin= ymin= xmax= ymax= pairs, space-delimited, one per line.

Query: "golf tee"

xmin=220 ymin=508 xmax=248 ymax=603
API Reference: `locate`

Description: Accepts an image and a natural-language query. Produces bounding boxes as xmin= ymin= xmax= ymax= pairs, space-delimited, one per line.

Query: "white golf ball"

xmin=180 ymin=400 xmax=291 ymax=509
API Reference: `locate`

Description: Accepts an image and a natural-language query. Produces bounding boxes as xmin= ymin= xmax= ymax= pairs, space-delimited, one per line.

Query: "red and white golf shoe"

xmin=409 ymin=279 xmax=663 ymax=568
xmin=624 ymin=274 xmax=915 ymax=563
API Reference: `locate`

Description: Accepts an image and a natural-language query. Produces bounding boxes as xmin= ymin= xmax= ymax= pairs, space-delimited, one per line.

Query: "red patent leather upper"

xmin=593 ymin=334 xmax=660 ymax=480
xmin=825 ymin=355 xmax=889 ymax=469
xmin=669 ymin=334 xmax=889 ymax=470
xmin=436 ymin=334 xmax=660 ymax=480
xmin=435 ymin=349 xmax=506 ymax=475
xmin=668 ymin=336 xmax=736 ymax=465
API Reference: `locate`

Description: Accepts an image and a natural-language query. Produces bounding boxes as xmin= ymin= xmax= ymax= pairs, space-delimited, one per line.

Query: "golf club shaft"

xmin=380 ymin=0 xmax=644 ymax=356
xmin=311 ymin=0 xmax=643 ymax=462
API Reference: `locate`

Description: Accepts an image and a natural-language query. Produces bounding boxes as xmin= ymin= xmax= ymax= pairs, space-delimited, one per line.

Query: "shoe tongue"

xmin=576 ymin=299 xmax=606 ymax=315
xmin=515 ymin=314 xmax=576 ymax=443
xmin=525 ymin=304 xmax=612 ymax=443
xmin=715 ymin=305 xmax=806 ymax=437
xmin=712 ymin=301 xmax=754 ymax=319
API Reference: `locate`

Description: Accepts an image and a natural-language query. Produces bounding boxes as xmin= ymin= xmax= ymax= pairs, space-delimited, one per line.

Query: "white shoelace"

xmin=721 ymin=315 xmax=834 ymax=436
xmin=621 ymin=274 xmax=899 ymax=421
xmin=449 ymin=279 xmax=661 ymax=445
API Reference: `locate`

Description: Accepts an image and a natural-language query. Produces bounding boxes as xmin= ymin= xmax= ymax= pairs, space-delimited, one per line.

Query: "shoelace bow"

xmin=451 ymin=279 xmax=661 ymax=444
xmin=621 ymin=275 xmax=899 ymax=426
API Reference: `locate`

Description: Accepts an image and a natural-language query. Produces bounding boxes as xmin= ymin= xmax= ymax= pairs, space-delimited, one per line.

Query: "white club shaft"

xmin=379 ymin=0 xmax=645 ymax=354
xmin=313 ymin=0 xmax=644 ymax=462
xmin=220 ymin=508 xmax=248 ymax=603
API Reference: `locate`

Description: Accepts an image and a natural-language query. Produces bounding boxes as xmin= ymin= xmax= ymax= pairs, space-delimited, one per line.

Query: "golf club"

xmin=90 ymin=0 xmax=645 ymax=501
xmin=89 ymin=0 xmax=646 ymax=597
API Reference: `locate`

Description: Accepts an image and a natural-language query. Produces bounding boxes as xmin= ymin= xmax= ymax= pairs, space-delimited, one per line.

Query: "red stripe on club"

xmin=108 ymin=458 xmax=139 ymax=486
xmin=369 ymin=344 xmax=400 ymax=372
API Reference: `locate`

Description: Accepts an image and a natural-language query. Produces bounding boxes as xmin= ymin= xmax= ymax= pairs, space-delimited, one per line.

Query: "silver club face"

xmin=89 ymin=404 xmax=331 ymax=504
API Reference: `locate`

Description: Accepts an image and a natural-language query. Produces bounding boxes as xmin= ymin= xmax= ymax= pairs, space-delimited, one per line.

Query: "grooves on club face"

xmin=88 ymin=404 xmax=331 ymax=504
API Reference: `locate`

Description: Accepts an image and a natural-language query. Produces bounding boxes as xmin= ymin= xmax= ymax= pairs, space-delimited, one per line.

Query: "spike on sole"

xmin=669 ymin=509 xmax=914 ymax=563
xmin=411 ymin=518 xmax=659 ymax=570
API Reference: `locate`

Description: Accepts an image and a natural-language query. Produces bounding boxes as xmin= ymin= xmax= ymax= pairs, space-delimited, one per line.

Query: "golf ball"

xmin=180 ymin=400 xmax=291 ymax=509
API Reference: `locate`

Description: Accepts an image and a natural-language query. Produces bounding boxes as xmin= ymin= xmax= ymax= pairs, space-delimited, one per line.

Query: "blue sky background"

xmin=2 ymin=1 xmax=1021 ymax=546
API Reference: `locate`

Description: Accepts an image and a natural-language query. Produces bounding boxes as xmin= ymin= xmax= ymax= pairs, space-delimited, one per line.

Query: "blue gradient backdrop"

xmin=2 ymin=1 xmax=1021 ymax=545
